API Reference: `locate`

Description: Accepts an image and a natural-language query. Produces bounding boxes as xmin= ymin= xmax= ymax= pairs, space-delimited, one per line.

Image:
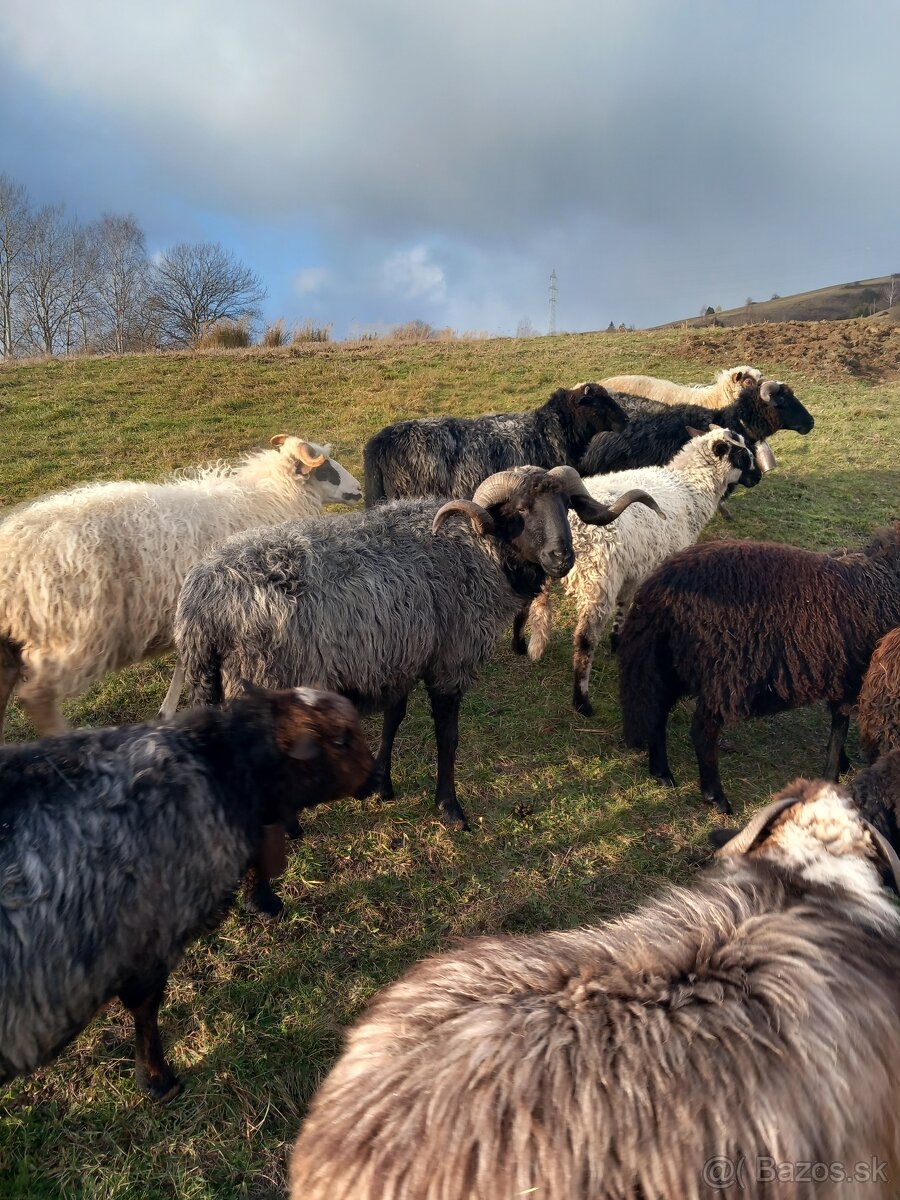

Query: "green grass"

xmin=0 ymin=330 xmax=898 ymax=1198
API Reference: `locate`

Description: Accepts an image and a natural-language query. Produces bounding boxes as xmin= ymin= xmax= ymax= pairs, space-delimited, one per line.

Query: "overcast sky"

xmin=2 ymin=0 xmax=898 ymax=336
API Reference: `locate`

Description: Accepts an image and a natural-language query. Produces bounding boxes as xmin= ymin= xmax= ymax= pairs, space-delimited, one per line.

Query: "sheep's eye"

xmin=333 ymin=731 xmax=350 ymax=750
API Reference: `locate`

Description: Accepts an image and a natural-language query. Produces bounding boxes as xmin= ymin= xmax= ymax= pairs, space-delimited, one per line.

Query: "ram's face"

xmin=498 ymin=480 xmax=576 ymax=579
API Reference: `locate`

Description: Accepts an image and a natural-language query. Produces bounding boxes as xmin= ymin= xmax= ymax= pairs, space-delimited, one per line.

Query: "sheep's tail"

xmin=363 ymin=441 xmax=387 ymax=508
xmin=617 ymin=602 xmax=672 ymax=750
xmin=0 ymin=635 xmax=24 ymax=738
xmin=526 ymin=584 xmax=554 ymax=661
xmin=175 ymin=600 xmax=225 ymax=708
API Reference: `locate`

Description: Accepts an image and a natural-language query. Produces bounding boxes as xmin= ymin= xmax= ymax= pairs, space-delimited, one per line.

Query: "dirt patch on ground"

xmin=678 ymin=319 xmax=900 ymax=384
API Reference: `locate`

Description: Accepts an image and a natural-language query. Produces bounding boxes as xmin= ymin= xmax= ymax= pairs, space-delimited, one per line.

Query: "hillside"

xmin=0 ymin=325 xmax=898 ymax=1199
xmin=658 ymin=274 xmax=899 ymax=329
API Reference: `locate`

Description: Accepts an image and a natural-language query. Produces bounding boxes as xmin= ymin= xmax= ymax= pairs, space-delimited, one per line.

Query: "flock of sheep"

xmin=1 ymin=361 xmax=899 ymax=1199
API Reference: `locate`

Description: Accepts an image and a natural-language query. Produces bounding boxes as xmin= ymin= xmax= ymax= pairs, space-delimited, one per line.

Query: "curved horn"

xmin=471 ymin=469 xmax=531 ymax=510
xmin=569 ymin=486 xmax=666 ymax=527
xmin=432 ymin=500 xmax=495 ymax=537
xmin=296 ymin=441 xmax=327 ymax=469
xmin=270 ymin=434 xmax=290 ymax=447
xmin=863 ymin=819 xmax=900 ymax=894
xmin=547 ymin=464 xmax=588 ymax=495
xmin=715 ymin=795 xmax=803 ymax=858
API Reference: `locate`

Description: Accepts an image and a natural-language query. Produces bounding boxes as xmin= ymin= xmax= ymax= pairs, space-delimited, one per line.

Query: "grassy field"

xmin=0 ymin=328 xmax=898 ymax=1198
xmin=658 ymin=273 xmax=899 ymax=327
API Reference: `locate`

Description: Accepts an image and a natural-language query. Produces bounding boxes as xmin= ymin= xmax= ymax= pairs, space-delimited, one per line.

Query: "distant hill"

xmin=657 ymin=274 xmax=900 ymax=329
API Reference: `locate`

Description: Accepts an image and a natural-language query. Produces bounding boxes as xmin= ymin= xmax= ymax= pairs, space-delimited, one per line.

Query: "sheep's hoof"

xmin=245 ymin=884 xmax=285 ymax=919
xmin=357 ymin=769 xmax=394 ymax=802
xmin=511 ymin=633 xmax=528 ymax=656
xmin=438 ymin=802 xmax=470 ymax=832
xmin=138 ymin=1071 xmax=181 ymax=1103
xmin=652 ymin=770 xmax=676 ymax=788
xmin=608 ymin=631 xmax=620 ymax=654
xmin=573 ymin=693 xmax=594 ymax=718
xmin=709 ymin=794 xmax=733 ymax=815
xmin=285 ymin=816 xmax=304 ymax=840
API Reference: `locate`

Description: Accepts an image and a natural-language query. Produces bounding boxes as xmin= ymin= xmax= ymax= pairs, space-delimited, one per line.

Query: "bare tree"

xmin=0 ymin=175 xmax=33 ymax=358
xmin=516 ymin=316 xmax=537 ymax=338
xmin=95 ymin=214 xmax=151 ymax=352
xmin=20 ymin=205 xmax=72 ymax=354
xmin=150 ymin=242 xmax=266 ymax=346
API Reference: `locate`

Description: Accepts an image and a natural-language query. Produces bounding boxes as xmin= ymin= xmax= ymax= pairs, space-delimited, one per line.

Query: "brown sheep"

xmin=859 ymin=627 xmax=900 ymax=761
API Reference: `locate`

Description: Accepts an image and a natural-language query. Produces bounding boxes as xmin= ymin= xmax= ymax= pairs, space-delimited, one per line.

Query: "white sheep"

xmin=601 ymin=364 xmax=762 ymax=408
xmin=0 ymin=436 xmax=361 ymax=737
xmin=526 ymin=428 xmax=759 ymax=715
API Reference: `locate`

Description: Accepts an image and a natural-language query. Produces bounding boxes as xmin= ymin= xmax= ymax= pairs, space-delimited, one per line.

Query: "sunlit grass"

xmin=0 ymin=330 xmax=897 ymax=1197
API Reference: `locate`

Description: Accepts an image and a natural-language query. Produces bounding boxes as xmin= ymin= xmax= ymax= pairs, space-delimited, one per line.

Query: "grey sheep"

xmin=0 ymin=686 xmax=373 ymax=1100
xmin=363 ymin=383 xmax=629 ymax=506
xmin=290 ymin=777 xmax=900 ymax=1200
xmin=176 ymin=466 xmax=661 ymax=828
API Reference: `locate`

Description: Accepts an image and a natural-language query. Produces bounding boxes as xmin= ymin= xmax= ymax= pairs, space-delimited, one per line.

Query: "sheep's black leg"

xmin=572 ymin=611 xmax=604 ymax=717
xmin=647 ymin=706 xmax=676 ymax=788
xmin=242 ymin=868 xmax=284 ymax=918
xmin=119 ymin=972 xmax=180 ymax=1102
xmin=824 ymin=702 xmax=851 ymax=779
xmin=428 ymin=687 xmax=468 ymax=830
xmin=691 ymin=703 xmax=731 ymax=814
xmin=511 ymin=605 xmax=530 ymax=656
xmin=365 ymin=694 xmax=409 ymax=801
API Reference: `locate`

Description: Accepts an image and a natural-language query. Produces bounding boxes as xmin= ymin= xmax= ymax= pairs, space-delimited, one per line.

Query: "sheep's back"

xmin=0 ymin=476 xmax=305 ymax=679
xmin=291 ymin=872 xmax=900 ymax=1199
xmin=627 ymin=540 xmax=900 ymax=720
xmin=182 ymin=502 xmax=516 ymax=702
xmin=0 ymin=728 xmax=248 ymax=1079
xmin=365 ymin=411 xmax=550 ymax=500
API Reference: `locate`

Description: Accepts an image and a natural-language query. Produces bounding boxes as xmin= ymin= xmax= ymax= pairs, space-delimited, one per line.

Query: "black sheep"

xmin=363 ymin=383 xmax=628 ymax=506
xmin=0 ymin=686 xmax=373 ymax=1099
xmin=579 ymin=380 xmax=813 ymax=476
xmin=617 ymin=521 xmax=900 ymax=812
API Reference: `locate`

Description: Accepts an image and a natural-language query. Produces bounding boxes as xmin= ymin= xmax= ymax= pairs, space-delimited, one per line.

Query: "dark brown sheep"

xmin=618 ymin=521 xmax=900 ymax=812
xmin=859 ymin=627 xmax=900 ymax=761
xmin=850 ymin=747 xmax=900 ymax=850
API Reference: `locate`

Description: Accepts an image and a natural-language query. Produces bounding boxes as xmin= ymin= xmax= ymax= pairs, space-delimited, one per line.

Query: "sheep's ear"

xmin=732 ymin=370 xmax=745 ymax=382
xmin=685 ymin=425 xmax=705 ymax=439
xmin=712 ymin=440 xmax=730 ymax=459
xmin=270 ymin=434 xmax=290 ymax=447
xmin=287 ymin=735 xmax=320 ymax=761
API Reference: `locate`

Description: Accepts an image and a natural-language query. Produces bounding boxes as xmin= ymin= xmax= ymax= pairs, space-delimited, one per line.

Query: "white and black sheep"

xmin=601 ymin=364 xmax=762 ymax=408
xmin=0 ymin=685 xmax=373 ymax=1099
xmin=578 ymin=380 xmax=813 ymax=477
xmin=0 ymin=436 xmax=361 ymax=737
xmin=363 ymin=383 xmax=628 ymax=506
xmin=175 ymin=466 xmax=662 ymax=829
xmin=289 ymin=778 xmax=900 ymax=1200
xmin=618 ymin=520 xmax=900 ymax=812
xmin=523 ymin=428 xmax=760 ymax=715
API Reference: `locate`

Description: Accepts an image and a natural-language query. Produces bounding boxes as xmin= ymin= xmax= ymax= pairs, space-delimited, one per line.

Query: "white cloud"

xmin=382 ymin=245 xmax=447 ymax=304
xmin=294 ymin=266 xmax=330 ymax=295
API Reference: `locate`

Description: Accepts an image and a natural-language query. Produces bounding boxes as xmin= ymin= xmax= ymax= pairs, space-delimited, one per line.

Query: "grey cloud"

xmin=2 ymin=0 xmax=898 ymax=334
